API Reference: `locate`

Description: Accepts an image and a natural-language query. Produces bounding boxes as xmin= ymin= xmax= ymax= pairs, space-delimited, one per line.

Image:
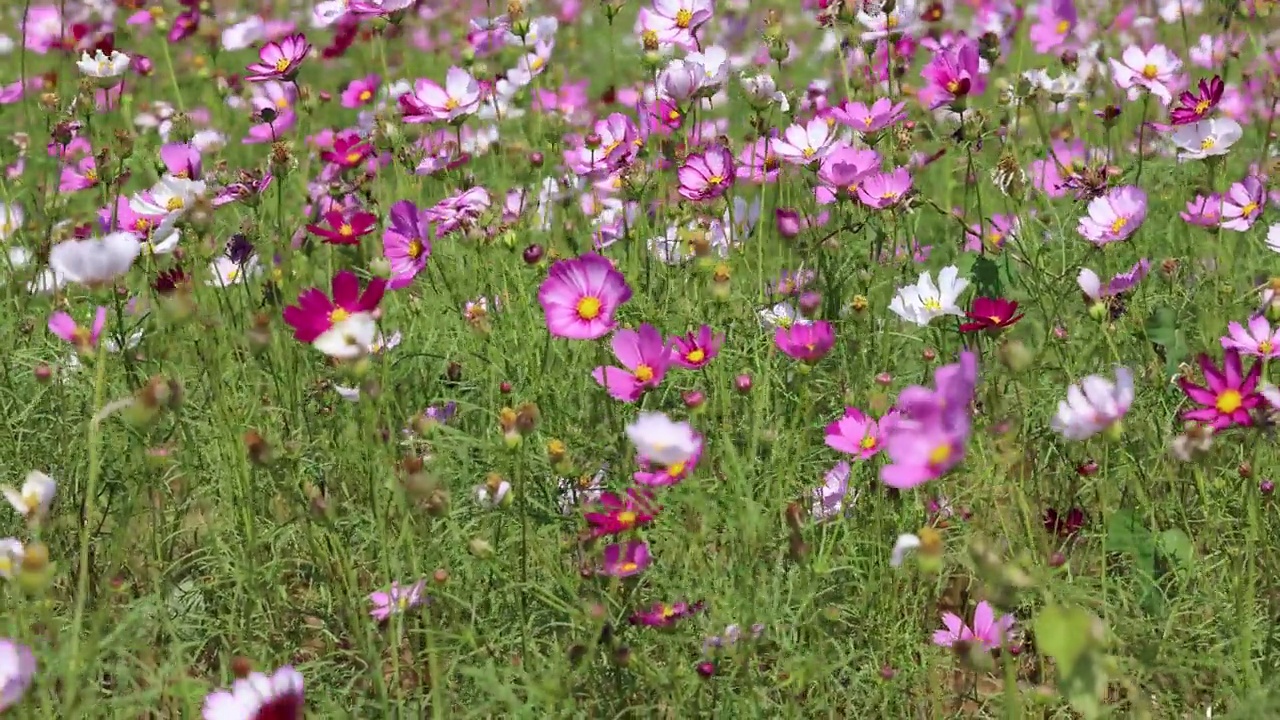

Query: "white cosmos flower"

xmin=0 ymin=538 xmax=23 ymax=579
xmin=312 ymin=313 xmax=379 ymax=359
xmin=740 ymin=72 xmax=789 ymax=111
xmin=1023 ymin=69 xmax=1085 ymax=101
xmin=202 ymin=665 xmax=305 ymax=720
xmin=474 ymin=479 xmax=512 ymax=508
xmin=626 ymin=412 xmax=699 ymax=466
xmin=76 ymin=49 xmax=130 ymax=79
xmin=129 ymin=176 xmax=207 ymax=217
xmin=759 ymin=302 xmax=811 ymax=330
xmin=208 ymin=255 xmax=262 ymax=287
xmin=0 ymin=202 xmax=22 ymax=241
xmin=3 ymin=471 xmax=57 ymax=521
xmin=890 ymin=533 xmax=922 ymax=568
xmin=1050 ymin=367 xmax=1135 ymax=440
xmin=889 ymin=265 xmax=969 ymax=327
xmin=49 ymin=232 xmax=141 ymax=285
xmin=1171 ymin=117 xmax=1242 ymax=161
xmin=687 ymin=45 xmax=729 ymax=95
xmin=1265 ymin=223 xmax=1280 ymax=254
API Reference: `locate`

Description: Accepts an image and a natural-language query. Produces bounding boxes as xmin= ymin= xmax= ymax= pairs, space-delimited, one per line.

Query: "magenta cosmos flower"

xmin=368 ymin=578 xmax=428 ymax=622
xmin=48 ymin=306 xmax=107 ymax=350
xmin=202 ymin=665 xmax=304 ymax=720
xmin=282 ymin=270 xmax=387 ymax=343
xmin=1170 ymin=76 xmax=1223 ymax=126
xmin=933 ymin=601 xmax=1014 ymax=652
xmin=1177 ymin=349 xmax=1263 ymax=429
xmin=629 ymin=600 xmax=703 ymax=628
xmin=400 ymin=67 xmax=482 ymax=123
xmin=677 ymin=145 xmax=735 ymax=202
xmin=825 ymin=407 xmax=896 ymax=460
xmin=856 ymin=167 xmax=913 ymax=209
xmin=670 ymin=325 xmax=724 ymax=369
xmin=538 ymin=252 xmax=632 ymax=340
xmin=1220 ymin=175 xmax=1265 ymax=232
xmin=382 ymin=200 xmax=432 ymax=290
xmin=829 ymin=97 xmax=907 ymax=133
xmin=599 ymin=540 xmax=650 ymax=577
xmin=341 ymin=74 xmax=380 ymax=108
xmin=633 ymin=433 xmax=703 ymax=487
xmin=584 ymin=489 xmax=658 ymax=537
xmin=1077 ymin=185 xmax=1147 ymax=245
xmin=1028 ymin=0 xmax=1078 ymax=54
xmin=1222 ymin=315 xmax=1280 ymax=360
xmin=245 ymin=33 xmax=311 ymax=82
xmin=918 ymin=37 xmax=986 ymax=110
xmin=879 ymin=352 xmax=978 ymax=489
xmin=592 ymin=323 xmax=673 ymax=402
xmin=775 ymin=320 xmax=835 ymax=363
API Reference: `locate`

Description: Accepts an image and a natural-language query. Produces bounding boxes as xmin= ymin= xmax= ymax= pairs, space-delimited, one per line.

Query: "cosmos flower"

xmin=538 ymin=253 xmax=632 ymax=340
xmin=626 ymin=412 xmax=699 ymax=466
xmin=669 ymin=325 xmax=723 ymax=369
xmin=933 ymin=601 xmax=1015 ymax=651
xmin=599 ymin=540 xmax=650 ymax=577
xmin=2 ymin=471 xmax=56 ymax=522
xmin=0 ymin=639 xmax=35 ymax=712
xmin=48 ymin=306 xmax=108 ymax=351
xmin=368 ymin=579 xmax=428 ymax=622
xmin=281 ymin=270 xmax=386 ymax=344
xmin=774 ymin=320 xmax=835 ymax=363
xmin=244 ymin=33 xmax=311 ymax=82
xmin=1177 ymin=349 xmax=1263 ymax=430
xmin=825 ymin=407 xmax=895 ymax=460
xmin=1076 ymin=185 xmax=1147 ymax=245
xmin=1050 ymin=368 xmax=1135 ymax=440
xmin=202 ymin=665 xmax=305 ymax=720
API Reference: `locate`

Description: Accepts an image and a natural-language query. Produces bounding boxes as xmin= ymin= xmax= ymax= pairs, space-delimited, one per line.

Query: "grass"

xmin=1 ymin=0 xmax=1279 ymax=717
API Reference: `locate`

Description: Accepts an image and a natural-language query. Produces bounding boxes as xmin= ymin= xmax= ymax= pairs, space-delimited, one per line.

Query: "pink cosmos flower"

xmin=400 ymin=67 xmax=482 ymax=123
xmin=825 ymin=407 xmax=896 ymax=460
xmin=816 ymin=145 xmax=880 ymax=204
xmin=1076 ymin=185 xmax=1147 ymax=245
xmin=829 ymin=98 xmax=907 ymax=133
xmin=963 ymin=214 xmax=1019 ymax=252
xmin=933 ymin=601 xmax=1015 ymax=651
xmin=202 ymin=665 xmax=304 ymax=720
xmin=1170 ymin=76 xmax=1223 ymax=126
xmin=736 ymin=138 xmax=780 ymax=184
xmin=774 ymin=320 xmax=835 ymax=363
xmin=1109 ymin=44 xmax=1182 ymax=105
xmin=599 ymin=540 xmax=650 ymax=577
xmin=1077 ymin=260 xmax=1150 ymax=303
xmin=341 ymin=74 xmax=380 ymax=108
xmin=306 ymin=209 xmax=377 ymax=246
xmin=1028 ymin=140 xmax=1087 ymax=198
xmin=160 ymin=143 xmax=202 ymax=179
xmin=245 ymin=33 xmax=311 ymax=82
xmin=880 ymin=352 xmax=978 ymax=489
xmin=368 ymin=579 xmax=428 ymax=622
xmin=677 ymin=146 xmax=735 ymax=202
xmin=1027 ymin=0 xmax=1078 ymax=54
xmin=918 ymin=37 xmax=986 ymax=110
xmin=1177 ymin=349 xmax=1262 ymax=429
xmin=1181 ymin=193 xmax=1222 ymax=227
xmin=565 ymin=112 xmax=641 ymax=176
xmin=48 ymin=306 xmax=108 ymax=350
xmin=584 ymin=489 xmax=658 ymax=537
xmin=538 ymin=253 xmax=633 ymax=340
xmin=282 ymin=270 xmax=387 ymax=343
xmin=770 ymin=117 xmax=835 ymax=165
xmin=648 ymin=0 xmax=713 ymax=46
xmin=856 ymin=167 xmax=913 ymax=209
xmin=383 ymin=200 xmax=432 ymax=290
xmin=633 ymin=435 xmax=702 ymax=487
xmin=592 ymin=323 xmax=673 ymax=402
xmin=59 ymin=155 xmax=99 ymax=193
xmin=629 ymin=600 xmax=703 ymax=628
xmin=811 ymin=461 xmax=853 ymax=521
xmin=1220 ymin=176 xmax=1265 ymax=232
xmin=1222 ymin=316 xmax=1280 ymax=360
xmin=670 ymin=325 xmax=724 ymax=369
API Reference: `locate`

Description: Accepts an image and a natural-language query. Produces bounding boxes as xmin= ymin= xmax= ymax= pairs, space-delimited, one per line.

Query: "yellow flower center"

xmin=0 ymin=556 xmax=10 ymax=576
xmin=634 ymin=364 xmax=655 ymax=382
xmin=345 ymin=152 xmax=362 ymax=164
xmin=329 ymin=308 xmax=351 ymax=324
xmin=1200 ymin=137 xmax=1216 ymax=150
xmin=863 ymin=116 xmax=874 ymax=127
xmin=1194 ymin=98 xmax=1210 ymax=115
xmin=603 ymin=139 xmax=623 ymax=156
xmin=886 ymin=12 xmax=899 ymax=28
xmin=880 ymin=191 xmax=900 ymax=201
xmin=397 ymin=595 xmax=410 ymax=610
xmin=576 ymin=296 xmax=602 ymax=320
xmin=660 ymin=605 xmax=676 ymax=618
xmin=339 ymin=223 xmax=354 ymax=236
xmin=667 ymin=109 xmax=681 ymax=122
xmin=1260 ymin=340 xmax=1273 ymax=355
xmin=359 ymin=89 xmax=372 ymax=102
xmin=617 ymin=511 xmax=637 ymax=526
xmin=1055 ymin=19 xmax=1069 ymax=33
xmin=444 ymin=97 xmax=460 ymax=111
xmin=85 ymin=168 xmax=98 ymax=182
xmin=860 ymin=435 xmax=877 ymax=450
xmin=617 ymin=561 xmax=639 ymax=574
xmin=136 ymin=218 xmax=152 ymax=232
xmin=666 ymin=461 xmax=686 ymax=477
xmin=928 ymin=443 xmax=952 ymax=467
xmin=802 ymin=147 xmax=817 ymax=158
xmin=1110 ymin=217 xmax=1128 ymax=234
xmin=946 ymin=79 xmax=960 ymax=93
xmin=706 ymin=174 xmax=723 ymax=185
xmin=1215 ymin=389 xmax=1242 ymax=414
xmin=273 ymin=57 xmax=291 ymax=73
xmin=923 ymin=298 xmax=942 ymax=312
xmin=1241 ymin=202 xmax=1259 ymax=217
xmin=1141 ymin=64 xmax=1158 ymax=79
xmin=685 ymin=348 xmax=705 ymax=364
xmin=226 ymin=268 xmax=239 ymax=281
xmin=530 ymin=56 xmax=544 ymax=71
xmin=675 ymin=8 xmax=693 ymax=27
xmin=165 ymin=196 xmax=184 ymax=211
xmin=21 ymin=489 xmax=40 ymax=510
xmin=276 ymin=97 xmax=289 ymax=109
xmin=407 ymin=239 xmax=423 ymax=259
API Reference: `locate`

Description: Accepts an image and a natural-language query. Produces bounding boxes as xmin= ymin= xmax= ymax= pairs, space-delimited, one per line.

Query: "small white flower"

xmin=626 ymin=412 xmax=699 ymax=466
xmin=1023 ymin=69 xmax=1085 ymax=101
xmin=48 ymin=232 xmax=141 ymax=285
xmin=1171 ymin=117 xmax=1243 ymax=161
xmin=740 ymin=73 xmax=789 ymax=111
xmin=1050 ymin=368 xmax=1135 ymax=440
xmin=687 ymin=45 xmax=729 ymax=95
xmin=3 ymin=471 xmax=57 ymax=521
xmin=759 ymin=302 xmax=811 ymax=330
xmin=129 ymin=176 xmax=207 ymax=217
xmin=312 ymin=313 xmax=378 ymax=359
xmin=1266 ymin=223 xmax=1280 ymax=254
xmin=0 ymin=202 xmax=22 ymax=241
xmin=0 ymin=538 xmax=23 ymax=579
xmin=77 ymin=49 xmax=130 ymax=79
xmin=475 ymin=479 xmax=512 ymax=508
xmin=889 ymin=265 xmax=969 ymax=327
xmin=890 ymin=533 xmax=922 ymax=568
xmin=208 ymin=256 xmax=262 ymax=287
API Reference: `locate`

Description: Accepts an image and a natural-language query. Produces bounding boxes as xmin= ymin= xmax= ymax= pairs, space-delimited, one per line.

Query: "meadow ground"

xmin=1 ymin=0 xmax=1279 ymax=717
